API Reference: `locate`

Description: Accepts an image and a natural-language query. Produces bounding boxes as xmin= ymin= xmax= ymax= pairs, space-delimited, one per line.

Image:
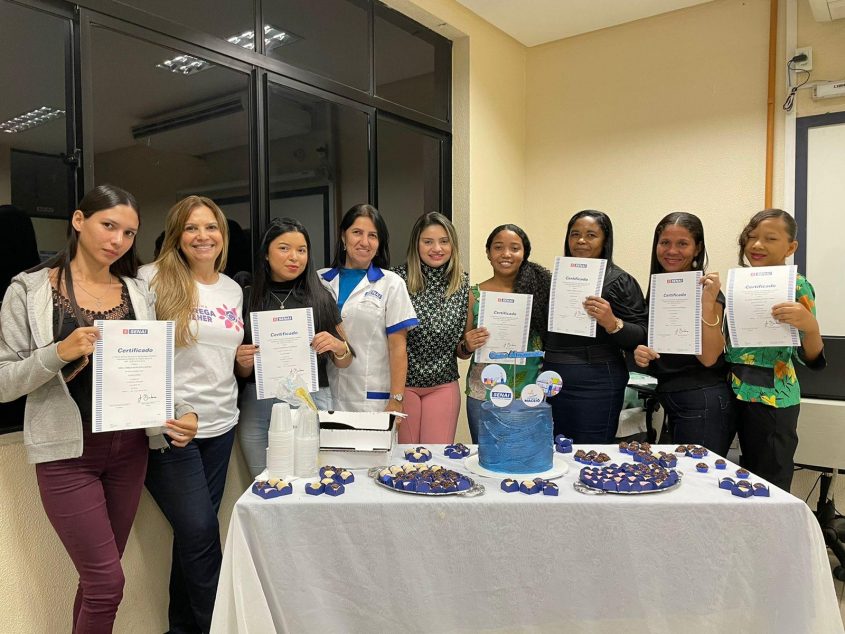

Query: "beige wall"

xmin=797 ymin=0 xmax=845 ymax=116
xmin=525 ymin=0 xmax=771 ymax=286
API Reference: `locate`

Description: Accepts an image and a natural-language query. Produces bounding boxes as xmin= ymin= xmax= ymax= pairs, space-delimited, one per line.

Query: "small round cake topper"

xmin=489 ymin=384 xmax=514 ymax=408
xmin=520 ymin=384 xmax=544 ymax=407
xmin=481 ymin=364 xmax=508 ymax=389
xmin=536 ymin=370 xmax=563 ymax=397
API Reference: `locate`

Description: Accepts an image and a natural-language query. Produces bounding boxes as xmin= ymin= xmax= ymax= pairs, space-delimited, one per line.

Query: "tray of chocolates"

xmin=574 ymin=462 xmax=682 ymax=495
xmin=368 ymin=463 xmax=485 ymax=497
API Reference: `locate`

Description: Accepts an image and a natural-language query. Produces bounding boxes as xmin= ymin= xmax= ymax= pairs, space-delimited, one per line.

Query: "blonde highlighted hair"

xmin=150 ymin=195 xmax=229 ymax=347
xmin=405 ymin=212 xmax=464 ymax=297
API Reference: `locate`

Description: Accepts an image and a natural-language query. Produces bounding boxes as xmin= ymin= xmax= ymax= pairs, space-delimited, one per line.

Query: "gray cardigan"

xmin=0 ymin=268 xmax=195 ymax=464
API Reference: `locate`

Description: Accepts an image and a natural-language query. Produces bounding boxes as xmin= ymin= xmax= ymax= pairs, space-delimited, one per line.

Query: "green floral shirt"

xmin=725 ymin=274 xmax=817 ymax=408
xmin=465 ymin=285 xmax=543 ymax=400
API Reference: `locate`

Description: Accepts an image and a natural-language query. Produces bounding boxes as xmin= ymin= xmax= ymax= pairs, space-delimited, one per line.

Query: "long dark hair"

xmin=563 ymin=210 xmax=614 ymax=265
xmin=738 ymin=208 xmax=797 ymax=266
xmin=32 ymin=184 xmax=140 ymax=326
xmin=649 ymin=212 xmax=708 ymax=276
xmin=485 ymin=224 xmax=551 ymax=343
xmin=251 ymin=218 xmax=342 ymax=341
xmin=331 ymin=203 xmax=390 ymax=269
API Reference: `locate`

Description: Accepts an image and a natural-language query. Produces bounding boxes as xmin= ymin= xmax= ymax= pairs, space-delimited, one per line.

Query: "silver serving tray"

xmin=573 ymin=470 xmax=684 ymax=495
xmin=368 ymin=466 xmax=485 ymax=497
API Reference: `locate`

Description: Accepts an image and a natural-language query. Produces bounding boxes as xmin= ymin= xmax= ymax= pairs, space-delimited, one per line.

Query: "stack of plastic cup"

xmin=266 ymin=403 xmax=295 ymax=479
xmin=293 ymin=407 xmax=320 ymax=478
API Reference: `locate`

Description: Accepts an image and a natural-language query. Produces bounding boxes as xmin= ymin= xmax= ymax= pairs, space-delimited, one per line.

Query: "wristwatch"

xmin=391 ymin=393 xmax=404 ymax=403
xmin=608 ymin=318 xmax=624 ymax=334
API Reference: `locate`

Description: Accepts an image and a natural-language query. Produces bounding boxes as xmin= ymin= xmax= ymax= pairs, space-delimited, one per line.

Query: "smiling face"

xmin=72 ymin=205 xmax=138 ymax=267
xmin=567 ymin=216 xmax=605 ymax=259
xmin=743 ymin=217 xmax=797 ymax=267
xmin=655 ymin=224 xmax=702 ymax=273
xmin=486 ymin=229 xmax=524 ymax=276
xmin=179 ymin=205 xmax=223 ymax=270
xmin=267 ymin=231 xmax=308 ymax=282
xmin=418 ymin=224 xmax=452 ymax=268
xmin=343 ymin=215 xmax=379 ymax=270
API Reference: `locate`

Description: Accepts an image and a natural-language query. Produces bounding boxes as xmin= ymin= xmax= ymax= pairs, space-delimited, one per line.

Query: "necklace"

xmin=270 ymin=286 xmax=297 ymax=309
xmin=74 ymin=276 xmax=113 ymax=309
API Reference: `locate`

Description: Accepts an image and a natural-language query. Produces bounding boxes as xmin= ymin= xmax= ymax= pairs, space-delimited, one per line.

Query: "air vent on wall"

xmin=808 ymin=0 xmax=845 ymax=21
xmin=131 ymin=94 xmax=244 ymax=139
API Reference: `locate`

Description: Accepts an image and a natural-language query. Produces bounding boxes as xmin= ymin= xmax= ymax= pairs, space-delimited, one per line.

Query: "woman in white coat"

xmin=320 ymin=204 xmax=418 ymax=413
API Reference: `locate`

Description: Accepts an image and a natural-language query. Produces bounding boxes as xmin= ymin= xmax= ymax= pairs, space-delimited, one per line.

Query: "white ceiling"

xmin=454 ymin=0 xmax=716 ymax=47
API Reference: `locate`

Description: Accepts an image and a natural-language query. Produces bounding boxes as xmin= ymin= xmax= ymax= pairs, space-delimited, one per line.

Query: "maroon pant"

xmin=36 ymin=426 xmax=148 ymax=634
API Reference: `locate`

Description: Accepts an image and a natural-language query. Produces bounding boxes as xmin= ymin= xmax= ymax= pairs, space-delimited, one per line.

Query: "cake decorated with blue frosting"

xmin=478 ymin=400 xmax=553 ymax=474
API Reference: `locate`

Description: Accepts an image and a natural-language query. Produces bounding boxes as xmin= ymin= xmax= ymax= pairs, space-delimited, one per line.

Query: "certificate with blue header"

xmin=548 ymin=256 xmax=607 ymax=336
xmin=726 ymin=265 xmax=800 ymax=348
xmin=92 ymin=320 xmax=174 ymax=432
xmin=648 ymin=271 xmax=702 ymax=354
xmin=252 ymin=307 xmax=319 ymax=399
xmin=474 ymin=291 xmax=533 ymax=366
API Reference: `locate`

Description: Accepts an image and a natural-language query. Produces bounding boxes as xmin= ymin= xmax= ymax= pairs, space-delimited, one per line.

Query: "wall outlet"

xmin=793 ymin=47 xmax=813 ymax=72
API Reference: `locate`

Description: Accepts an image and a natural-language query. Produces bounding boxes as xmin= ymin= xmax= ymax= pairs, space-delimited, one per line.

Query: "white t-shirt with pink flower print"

xmin=139 ymin=264 xmax=245 ymax=438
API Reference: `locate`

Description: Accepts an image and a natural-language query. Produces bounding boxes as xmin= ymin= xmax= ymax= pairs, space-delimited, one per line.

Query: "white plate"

xmin=463 ymin=453 xmax=569 ymax=480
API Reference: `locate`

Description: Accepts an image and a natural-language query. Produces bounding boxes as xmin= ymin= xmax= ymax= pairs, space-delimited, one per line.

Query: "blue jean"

xmin=238 ymin=382 xmax=333 ymax=478
xmin=546 ymin=359 xmax=628 ymax=443
xmin=145 ymin=427 xmax=236 ymax=634
xmin=466 ymin=396 xmax=484 ymax=444
xmin=659 ymin=383 xmax=736 ymax=457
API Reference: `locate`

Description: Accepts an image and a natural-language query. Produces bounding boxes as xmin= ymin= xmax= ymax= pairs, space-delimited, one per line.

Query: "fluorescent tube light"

xmin=0 ymin=107 xmax=65 ymax=133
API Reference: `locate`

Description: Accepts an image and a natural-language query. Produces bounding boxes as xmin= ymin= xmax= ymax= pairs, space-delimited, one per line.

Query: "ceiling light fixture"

xmin=0 ymin=107 xmax=65 ymax=133
xmin=157 ymin=25 xmax=301 ymax=76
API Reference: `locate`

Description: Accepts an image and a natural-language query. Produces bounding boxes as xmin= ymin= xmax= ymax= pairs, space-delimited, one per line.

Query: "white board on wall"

xmin=806 ymin=122 xmax=845 ymax=337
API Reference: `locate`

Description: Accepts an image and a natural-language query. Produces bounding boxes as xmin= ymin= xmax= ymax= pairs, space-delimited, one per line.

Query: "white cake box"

xmin=318 ymin=411 xmax=398 ymax=469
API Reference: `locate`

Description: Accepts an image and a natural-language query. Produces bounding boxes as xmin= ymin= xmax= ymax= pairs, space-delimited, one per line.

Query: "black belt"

xmin=544 ymin=345 xmax=621 ymax=364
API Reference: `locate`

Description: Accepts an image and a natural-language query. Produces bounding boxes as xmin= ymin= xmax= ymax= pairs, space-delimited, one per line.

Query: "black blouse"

xmin=546 ymin=264 xmax=648 ymax=352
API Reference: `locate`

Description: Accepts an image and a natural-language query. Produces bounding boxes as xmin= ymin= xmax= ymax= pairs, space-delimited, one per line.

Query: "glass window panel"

xmin=114 ymin=0 xmax=255 ymax=49
xmin=0 ymin=1 xmax=76 ymax=432
xmin=374 ymin=3 xmax=450 ymax=121
xmin=89 ymin=26 xmax=252 ymax=278
xmin=266 ymin=82 xmax=369 ymax=269
xmin=263 ymin=0 xmax=369 ymax=91
xmin=376 ymin=116 xmax=442 ymax=266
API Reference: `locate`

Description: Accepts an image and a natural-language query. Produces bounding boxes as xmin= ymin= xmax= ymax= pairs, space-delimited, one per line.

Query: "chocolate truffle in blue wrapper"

xmin=444 ymin=443 xmax=470 ymax=459
xmin=719 ymin=477 xmax=735 ymax=490
xmin=456 ymin=477 xmax=471 ymax=492
xmin=735 ymin=468 xmax=750 ymax=479
xmin=543 ymin=482 xmax=559 ymax=496
xmin=305 ymin=481 xmax=325 ymax=495
xmin=696 ymin=463 xmax=709 ymax=473
xmin=753 ymin=483 xmax=770 ymax=497
xmin=335 ymin=470 xmax=355 ymax=484
xmin=519 ymin=479 xmax=542 ymax=494
xmin=732 ymin=484 xmax=753 ymax=498
xmin=325 ymin=482 xmax=346 ymax=496
xmin=320 ymin=466 xmax=338 ymax=479
xmin=715 ymin=459 xmax=726 ymax=470
xmin=501 ymin=479 xmax=519 ymax=493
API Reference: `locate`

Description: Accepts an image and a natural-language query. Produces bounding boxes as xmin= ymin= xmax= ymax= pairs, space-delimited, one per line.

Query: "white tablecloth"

xmin=211 ymin=445 xmax=842 ymax=633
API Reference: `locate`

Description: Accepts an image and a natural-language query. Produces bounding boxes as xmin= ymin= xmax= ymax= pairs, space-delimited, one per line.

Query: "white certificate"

xmin=474 ymin=291 xmax=533 ymax=366
xmin=92 ymin=320 xmax=174 ymax=432
xmin=726 ymin=265 xmax=800 ymax=348
xmin=548 ymin=257 xmax=607 ymax=336
xmin=648 ymin=271 xmax=702 ymax=355
xmin=252 ymin=308 xmax=319 ymax=399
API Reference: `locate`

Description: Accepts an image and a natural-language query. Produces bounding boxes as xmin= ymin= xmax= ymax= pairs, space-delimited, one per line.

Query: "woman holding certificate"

xmin=393 ymin=212 xmax=469 ymax=444
xmin=461 ymin=224 xmax=551 ymax=443
xmin=632 ymin=212 xmax=735 ymax=456
xmin=320 ymin=204 xmax=418 ymax=413
xmin=140 ymin=196 xmax=243 ymax=633
xmin=236 ymin=218 xmax=352 ymax=476
xmin=724 ymin=209 xmax=825 ymax=492
xmin=546 ymin=210 xmax=647 ymax=443
xmin=0 ymin=185 xmax=198 ymax=632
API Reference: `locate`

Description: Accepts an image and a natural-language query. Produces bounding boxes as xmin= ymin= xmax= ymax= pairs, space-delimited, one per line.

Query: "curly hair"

xmin=485 ymin=224 xmax=551 ymax=345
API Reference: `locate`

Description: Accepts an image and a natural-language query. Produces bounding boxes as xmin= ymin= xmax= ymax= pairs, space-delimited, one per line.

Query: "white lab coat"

xmin=319 ymin=264 xmax=418 ymax=411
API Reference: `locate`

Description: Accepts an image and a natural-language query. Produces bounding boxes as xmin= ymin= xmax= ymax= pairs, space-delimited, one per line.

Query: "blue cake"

xmin=478 ymin=400 xmax=553 ymax=474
